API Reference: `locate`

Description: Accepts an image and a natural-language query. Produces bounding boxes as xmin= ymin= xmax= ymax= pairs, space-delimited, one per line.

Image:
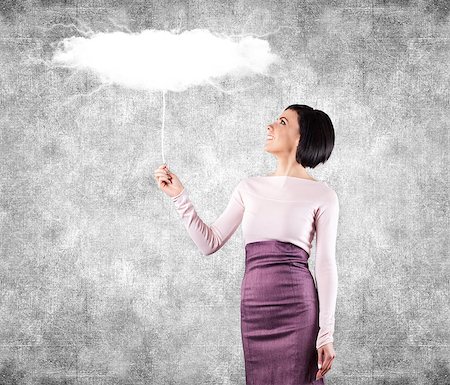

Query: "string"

xmin=161 ymin=90 xmax=166 ymax=165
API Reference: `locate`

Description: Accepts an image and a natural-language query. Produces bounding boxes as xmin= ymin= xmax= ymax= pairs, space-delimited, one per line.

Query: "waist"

xmin=244 ymin=240 xmax=309 ymax=267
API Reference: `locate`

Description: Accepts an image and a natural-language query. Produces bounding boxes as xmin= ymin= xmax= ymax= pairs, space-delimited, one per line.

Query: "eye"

xmin=280 ymin=118 xmax=286 ymax=125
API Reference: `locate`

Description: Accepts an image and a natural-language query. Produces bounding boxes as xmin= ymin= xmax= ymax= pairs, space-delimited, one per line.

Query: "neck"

xmin=271 ymin=160 xmax=311 ymax=179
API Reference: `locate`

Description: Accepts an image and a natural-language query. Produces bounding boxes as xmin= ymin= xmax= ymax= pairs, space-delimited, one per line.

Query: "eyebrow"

xmin=279 ymin=116 xmax=289 ymax=122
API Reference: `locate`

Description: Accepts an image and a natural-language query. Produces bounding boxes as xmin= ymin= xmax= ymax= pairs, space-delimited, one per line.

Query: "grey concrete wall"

xmin=1 ymin=0 xmax=448 ymax=384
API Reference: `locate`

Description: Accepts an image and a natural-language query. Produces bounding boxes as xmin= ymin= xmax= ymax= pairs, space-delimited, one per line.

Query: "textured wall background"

xmin=1 ymin=0 xmax=449 ymax=384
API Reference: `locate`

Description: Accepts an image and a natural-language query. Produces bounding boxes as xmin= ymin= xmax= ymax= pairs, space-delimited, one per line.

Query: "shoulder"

xmin=233 ymin=176 xmax=263 ymax=195
xmin=234 ymin=176 xmax=254 ymax=190
xmin=315 ymin=184 xmax=339 ymax=218
xmin=231 ymin=176 xmax=262 ymax=200
xmin=320 ymin=184 xmax=339 ymax=203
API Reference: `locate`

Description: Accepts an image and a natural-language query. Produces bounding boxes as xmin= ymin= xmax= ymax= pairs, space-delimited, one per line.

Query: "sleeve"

xmin=170 ymin=181 xmax=245 ymax=256
xmin=314 ymin=189 xmax=339 ymax=350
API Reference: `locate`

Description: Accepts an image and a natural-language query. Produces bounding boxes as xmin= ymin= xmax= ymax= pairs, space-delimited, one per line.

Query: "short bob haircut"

xmin=284 ymin=104 xmax=335 ymax=169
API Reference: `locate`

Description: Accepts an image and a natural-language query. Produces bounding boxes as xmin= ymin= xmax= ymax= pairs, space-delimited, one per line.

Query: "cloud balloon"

xmin=51 ymin=28 xmax=282 ymax=163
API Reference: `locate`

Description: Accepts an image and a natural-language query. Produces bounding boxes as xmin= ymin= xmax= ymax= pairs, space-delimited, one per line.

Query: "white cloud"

xmin=51 ymin=28 xmax=282 ymax=92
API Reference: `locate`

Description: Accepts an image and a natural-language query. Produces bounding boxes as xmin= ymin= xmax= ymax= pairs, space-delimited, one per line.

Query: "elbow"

xmin=203 ymin=248 xmax=219 ymax=256
xmin=202 ymin=245 xmax=220 ymax=256
xmin=201 ymin=238 xmax=222 ymax=256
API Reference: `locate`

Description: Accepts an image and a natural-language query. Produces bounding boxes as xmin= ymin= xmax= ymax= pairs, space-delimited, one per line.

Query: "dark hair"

xmin=284 ymin=104 xmax=335 ymax=169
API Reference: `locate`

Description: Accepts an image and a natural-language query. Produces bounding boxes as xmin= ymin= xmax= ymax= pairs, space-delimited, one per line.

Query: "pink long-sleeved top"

xmin=171 ymin=175 xmax=339 ymax=350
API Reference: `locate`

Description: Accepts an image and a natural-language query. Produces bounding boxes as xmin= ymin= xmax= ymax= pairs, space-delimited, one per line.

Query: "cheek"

xmin=288 ymin=130 xmax=299 ymax=142
xmin=278 ymin=131 xmax=289 ymax=141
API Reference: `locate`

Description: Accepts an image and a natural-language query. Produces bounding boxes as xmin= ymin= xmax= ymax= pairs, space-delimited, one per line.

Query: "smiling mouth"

xmin=266 ymin=135 xmax=274 ymax=140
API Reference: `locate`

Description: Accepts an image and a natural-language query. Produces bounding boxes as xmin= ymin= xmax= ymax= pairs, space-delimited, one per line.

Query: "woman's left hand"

xmin=316 ymin=342 xmax=336 ymax=380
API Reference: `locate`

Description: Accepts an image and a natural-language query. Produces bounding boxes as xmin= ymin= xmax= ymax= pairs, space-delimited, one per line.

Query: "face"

xmin=265 ymin=108 xmax=300 ymax=154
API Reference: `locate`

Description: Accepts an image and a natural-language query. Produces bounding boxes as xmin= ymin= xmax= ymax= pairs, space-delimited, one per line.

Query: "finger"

xmin=154 ymin=174 xmax=170 ymax=183
xmin=157 ymin=176 xmax=171 ymax=185
xmin=158 ymin=179 xmax=168 ymax=188
xmin=321 ymin=357 xmax=331 ymax=373
xmin=155 ymin=168 xmax=172 ymax=176
xmin=321 ymin=358 xmax=333 ymax=375
xmin=326 ymin=357 xmax=335 ymax=374
xmin=317 ymin=350 xmax=324 ymax=371
xmin=155 ymin=171 xmax=172 ymax=179
xmin=155 ymin=175 xmax=172 ymax=183
xmin=319 ymin=364 xmax=328 ymax=375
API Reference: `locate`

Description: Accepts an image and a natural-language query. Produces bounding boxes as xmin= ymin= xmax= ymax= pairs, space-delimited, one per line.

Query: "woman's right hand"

xmin=153 ymin=164 xmax=185 ymax=198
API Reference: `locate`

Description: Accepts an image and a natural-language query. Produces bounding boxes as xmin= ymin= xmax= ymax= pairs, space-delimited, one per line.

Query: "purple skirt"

xmin=240 ymin=240 xmax=326 ymax=385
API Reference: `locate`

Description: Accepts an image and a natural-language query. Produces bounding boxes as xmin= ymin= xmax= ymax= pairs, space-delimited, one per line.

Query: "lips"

xmin=267 ymin=135 xmax=274 ymax=140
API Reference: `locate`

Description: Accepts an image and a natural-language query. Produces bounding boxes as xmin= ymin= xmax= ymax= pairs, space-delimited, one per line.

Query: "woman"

xmin=154 ymin=104 xmax=339 ymax=385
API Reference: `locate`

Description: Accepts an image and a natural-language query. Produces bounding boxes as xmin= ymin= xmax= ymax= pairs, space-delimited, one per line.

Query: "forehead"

xmin=280 ymin=109 xmax=297 ymax=120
